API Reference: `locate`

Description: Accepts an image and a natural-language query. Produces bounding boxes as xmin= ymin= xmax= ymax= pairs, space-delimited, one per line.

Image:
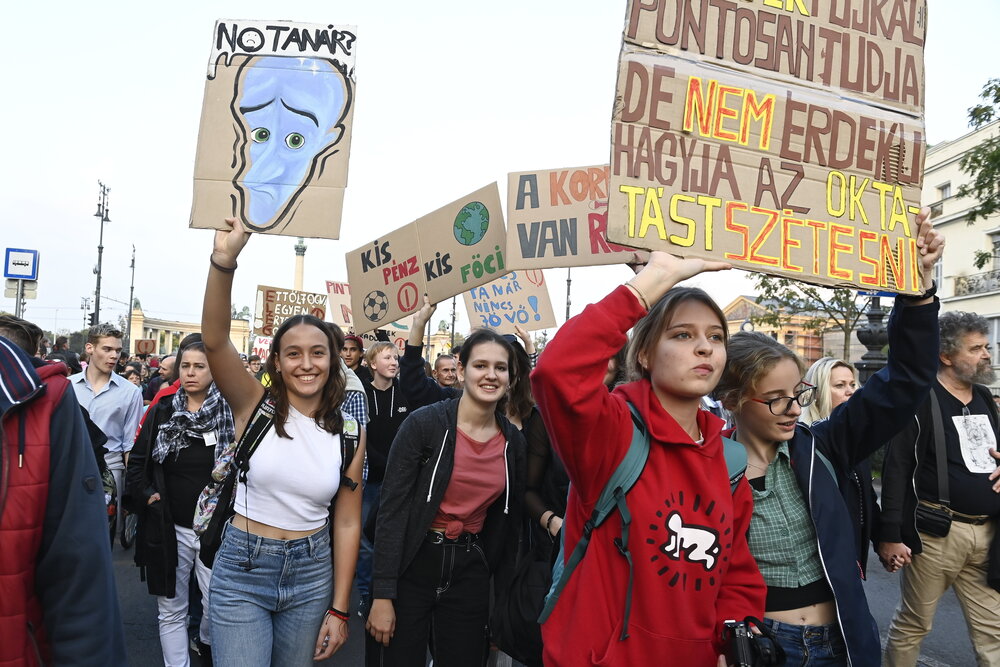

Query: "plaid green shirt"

xmin=747 ymin=442 xmax=825 ymax=588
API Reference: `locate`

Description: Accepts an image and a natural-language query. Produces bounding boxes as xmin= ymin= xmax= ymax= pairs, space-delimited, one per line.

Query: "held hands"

xmin=876 ymin=542 xmax=912 ymax=573
xmin=212 ymin=217 xmax=252 ymax=267
xmin=313 ymin=613 xmax=348 ymax=660
xmin=366 ymin=599 xmax=396 ymax=647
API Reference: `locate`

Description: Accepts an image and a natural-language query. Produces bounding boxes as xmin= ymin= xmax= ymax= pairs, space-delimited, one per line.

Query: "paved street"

xmin=113 ymin=541 xmax=979 ymax=666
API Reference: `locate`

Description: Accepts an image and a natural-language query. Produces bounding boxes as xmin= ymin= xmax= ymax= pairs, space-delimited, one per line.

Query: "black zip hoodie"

xmin=372 ymin=397 xmax=526 ymax=600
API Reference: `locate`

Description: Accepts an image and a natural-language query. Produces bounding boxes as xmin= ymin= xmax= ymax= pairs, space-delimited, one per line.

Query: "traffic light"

xmin=88 ymin=312 xmax=97 ymax=326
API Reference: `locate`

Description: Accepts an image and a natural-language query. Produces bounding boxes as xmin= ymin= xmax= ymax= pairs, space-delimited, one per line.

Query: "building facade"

xmin=924 ymin=120 xmax=1000 ymax=392
xmin=128 ymin=309 xmax=250 ymax=356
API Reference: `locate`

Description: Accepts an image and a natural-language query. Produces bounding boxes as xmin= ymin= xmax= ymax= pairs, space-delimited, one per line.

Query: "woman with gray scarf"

xmin=125 ymin=340 xmax=235 ymax=666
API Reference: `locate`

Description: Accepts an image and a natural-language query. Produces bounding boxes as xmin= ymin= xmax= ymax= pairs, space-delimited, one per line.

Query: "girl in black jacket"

xmin=367 ymin=328 xmax=526 ymax=667
xmin=125 ymin=341 xmax=234 ymax=665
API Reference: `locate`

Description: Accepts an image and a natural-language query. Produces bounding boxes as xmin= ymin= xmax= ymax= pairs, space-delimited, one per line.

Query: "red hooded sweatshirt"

xmin=531 ymin=285 xmax=765 ymax=666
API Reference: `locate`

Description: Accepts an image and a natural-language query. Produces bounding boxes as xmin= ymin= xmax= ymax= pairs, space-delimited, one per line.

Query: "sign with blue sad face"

xmin=191 ymin=19 xmax=356 ymax=239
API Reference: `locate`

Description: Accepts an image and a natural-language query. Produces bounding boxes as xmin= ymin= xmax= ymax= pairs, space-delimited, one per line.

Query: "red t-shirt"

xmin=431 ymin=428 xmax=506 ymax=538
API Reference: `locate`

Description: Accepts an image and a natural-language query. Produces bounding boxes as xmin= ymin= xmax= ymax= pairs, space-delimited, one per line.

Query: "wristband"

xmin=546 ymin=513 xmax=559 ymax=534
xmin=327 ymin=606 xmax=349 ymax=622
xmin=209 ymin=256 xmax=237 ymax=274
xmin=900 ymin=279 xmax=937 ymax=302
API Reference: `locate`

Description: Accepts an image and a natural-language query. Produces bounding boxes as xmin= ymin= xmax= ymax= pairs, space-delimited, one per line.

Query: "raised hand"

xmin=913 ymin=207 xmax=945 ymax=288
xmin=212 ymin=217 xmax=252 ymax=266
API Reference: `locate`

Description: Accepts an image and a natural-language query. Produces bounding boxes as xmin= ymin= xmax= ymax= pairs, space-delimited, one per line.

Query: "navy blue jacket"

xmin=782 ymin=298 xmax=939 ymax=667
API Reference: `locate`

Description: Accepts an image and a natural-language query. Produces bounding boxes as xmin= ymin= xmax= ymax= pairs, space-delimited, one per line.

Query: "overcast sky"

xmin=2 ymin=0 xmax=996 ymax=339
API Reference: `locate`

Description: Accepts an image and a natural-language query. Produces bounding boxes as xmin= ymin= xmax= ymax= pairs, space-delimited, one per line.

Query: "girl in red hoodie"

xmin=531 ymin=252 xmax=765 ymax=666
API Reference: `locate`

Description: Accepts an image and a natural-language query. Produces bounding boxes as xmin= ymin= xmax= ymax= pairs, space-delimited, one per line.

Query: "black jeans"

xmin=367 ymin=537 xmax=490 ymax=667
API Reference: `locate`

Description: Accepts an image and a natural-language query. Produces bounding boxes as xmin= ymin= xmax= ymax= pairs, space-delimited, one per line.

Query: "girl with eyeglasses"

xmin=714 ymin=211 xmax=943 ymax=666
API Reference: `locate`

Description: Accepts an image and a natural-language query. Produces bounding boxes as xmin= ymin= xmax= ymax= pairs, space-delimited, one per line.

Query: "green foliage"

xmin=974 ymin=249 xmax=994 ymax=271
xmin=751 ymin=274 xmax=866 ymax=361
xmin=958 ymin=78 xmax=1000 ymax=226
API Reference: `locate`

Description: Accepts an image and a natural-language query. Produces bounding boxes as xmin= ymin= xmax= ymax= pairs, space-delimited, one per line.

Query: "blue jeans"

xmin=356 ymin=480 xmax=381 ymax=601
xmin=764 ymin=619 xmax=847 ymax=667
xmin=209 ymin=521 xmax=332 ymax=666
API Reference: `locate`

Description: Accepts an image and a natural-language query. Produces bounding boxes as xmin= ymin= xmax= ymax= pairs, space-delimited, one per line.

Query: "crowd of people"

xmin=3 ymin=208 xmax=1000 ymax=667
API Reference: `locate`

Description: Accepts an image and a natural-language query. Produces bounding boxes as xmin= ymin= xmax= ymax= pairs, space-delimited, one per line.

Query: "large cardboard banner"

xmin=190 ymin=19 xmax=356 ymax=239
xmin=346 ymin=183 xmax=507 ymax=334
xmin=463 ymin=270 xmax=557 ymax=334
xmin=254 ymin=284 xmax=328 ymax=337
xmin=608 ymin=1 xmax=927 ymax=294
xmin=506 ymin=165 xmax=635 ymax=270
xmin=326 ymin=280 xmax=413 ymax=352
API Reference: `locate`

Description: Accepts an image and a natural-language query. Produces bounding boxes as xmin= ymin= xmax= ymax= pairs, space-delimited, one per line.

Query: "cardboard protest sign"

xmin=607 ymin=1 xmax=927 ymax=295
xmin=326 ymin=280 xmax=413 ymax=352
xmin=190 ymin=19 xmax=356 ymax=239
xmin=133 ymin=339 xmax=156 ymax=355
xmin=507 ymin=165 xmax=634 ymax=270
xmin=252 ymin=335 xmax=272 ymax=359
xmin=253 ymin=284 xmax=328 ymax=337
xmin=346 ymin=183 xmax=507 ymax=334
xmin=463 ymin=270 xmax=556 ymax=334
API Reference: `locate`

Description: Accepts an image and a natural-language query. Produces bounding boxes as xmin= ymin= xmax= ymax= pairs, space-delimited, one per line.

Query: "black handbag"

xmin=916 ymin=390 xmax=952 ymax=538
xmin=196 ymin=395 xmax=275 ymax=568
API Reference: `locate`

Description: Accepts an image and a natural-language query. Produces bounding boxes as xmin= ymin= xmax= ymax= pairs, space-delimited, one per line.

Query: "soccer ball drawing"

xmin=363 ymin=290 xmax=389 ymax=322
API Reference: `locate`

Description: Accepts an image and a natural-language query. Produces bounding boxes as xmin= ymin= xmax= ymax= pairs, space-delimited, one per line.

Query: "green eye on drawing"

xmin=251 ymin=128 xmax=270 ymax=143
xmin=285 ymin=133 xmax=305 ymax=149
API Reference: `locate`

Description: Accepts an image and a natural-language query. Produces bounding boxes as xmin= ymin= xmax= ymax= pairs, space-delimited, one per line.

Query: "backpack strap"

xmin=234 ymin=393 xmax=276 ymax=483
xmin=340 ymin=413 xmax=360 ymax=492
xmin=721 ymin=436 xmax=747 ymax=492
xmin=539 ymin=402 xmax=651 ymax=638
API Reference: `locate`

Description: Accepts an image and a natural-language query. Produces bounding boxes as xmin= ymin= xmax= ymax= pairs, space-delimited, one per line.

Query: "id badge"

xmin=203 ymin=430 xmax=218 ymax=447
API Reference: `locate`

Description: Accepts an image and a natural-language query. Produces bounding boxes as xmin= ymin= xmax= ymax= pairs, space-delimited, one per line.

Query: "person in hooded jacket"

xmin=366 ymin=328 xmax=526 ymax=667
xmin=531 ymin=251 xmax=765 ymax=666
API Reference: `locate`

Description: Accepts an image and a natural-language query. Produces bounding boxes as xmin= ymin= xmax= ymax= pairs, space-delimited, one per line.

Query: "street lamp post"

xmin=125 ymin=245 xmax=136 ymax=354
xmin=93 ymin=181 xmax=111 ymax=324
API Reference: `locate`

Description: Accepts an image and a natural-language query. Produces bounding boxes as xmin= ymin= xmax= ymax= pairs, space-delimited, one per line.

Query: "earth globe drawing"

xmin=453 ymin=201 xmax=490 ymax=246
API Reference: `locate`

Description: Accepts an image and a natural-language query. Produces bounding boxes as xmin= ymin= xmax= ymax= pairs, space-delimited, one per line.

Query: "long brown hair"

xmin=265 ymin=315 xmax=345 ymax=438
xmin=626 ymin=286 xmax=728 ymax=382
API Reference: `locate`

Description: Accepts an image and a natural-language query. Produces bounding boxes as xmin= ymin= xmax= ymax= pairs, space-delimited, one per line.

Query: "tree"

xmin=959 ymin=79 xmax=1000 ymax=269
xmin=750 ymin=274 xmax=867 ymax=362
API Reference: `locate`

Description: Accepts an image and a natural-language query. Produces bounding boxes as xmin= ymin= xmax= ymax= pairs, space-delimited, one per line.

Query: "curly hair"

xmin=265 ymin=314 xmax=345 ymax=438
xmin=939 ymin=311 xmax=989 ymax=357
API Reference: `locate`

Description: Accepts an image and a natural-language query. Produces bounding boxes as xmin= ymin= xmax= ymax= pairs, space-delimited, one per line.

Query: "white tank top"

xmin=234 ymin=405 xmax=343 ymax=531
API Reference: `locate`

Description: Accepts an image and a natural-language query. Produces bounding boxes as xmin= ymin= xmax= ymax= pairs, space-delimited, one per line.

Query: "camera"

xmin=722 ymin=619 xmax=784 ymax=666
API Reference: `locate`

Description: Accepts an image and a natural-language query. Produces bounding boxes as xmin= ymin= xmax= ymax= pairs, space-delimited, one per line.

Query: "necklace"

xmin=746 ymin=461 xmax=769 ymax=473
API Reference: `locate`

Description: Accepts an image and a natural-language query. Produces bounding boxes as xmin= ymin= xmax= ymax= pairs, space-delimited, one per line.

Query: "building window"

xmin=989 ymin=317 xmax=1000 ymax=367
xmin=938 ymin=182 xmax=951 ymax=200
xmin=992 ymin=234 xmax=1000 ymax=271
xmin=784 ymin=332 xmax=796 ymax=348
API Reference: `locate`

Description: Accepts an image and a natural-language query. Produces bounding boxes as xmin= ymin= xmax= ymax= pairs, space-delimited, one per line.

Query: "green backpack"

xmin=538 ymin=403 xmax=747 ymax=641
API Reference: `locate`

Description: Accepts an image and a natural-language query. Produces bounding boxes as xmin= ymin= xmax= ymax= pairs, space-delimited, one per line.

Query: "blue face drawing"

xmin=233 ymin=56 xmax=350 ymax=229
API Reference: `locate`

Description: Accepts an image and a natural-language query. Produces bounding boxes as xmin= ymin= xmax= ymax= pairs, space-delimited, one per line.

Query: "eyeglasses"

xmin=750 ymin=382 xmax=817 ymax=416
